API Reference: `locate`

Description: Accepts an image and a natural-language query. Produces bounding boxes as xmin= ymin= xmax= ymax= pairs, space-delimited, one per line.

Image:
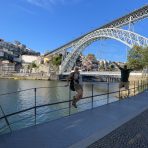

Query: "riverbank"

xmin=0 ymin=74 xmax=50 ymax=80
xmin=0 ymin=73 xmax=147 ymax=81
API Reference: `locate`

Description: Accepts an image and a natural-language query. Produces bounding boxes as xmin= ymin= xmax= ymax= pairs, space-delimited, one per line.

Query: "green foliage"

xmin=142 ymin=46 xmax=148 ymax=67
xmin=52 ymin=55 xmax=62 ymax=66
xmin=28 ymin=62 xmax=37 ymax=69
xmin=27 ymin=64 xmax=31 ymax=69
xmin=31 ymin=62 xmax=37 ymax=68
xmin=109 ymin=64 xmax=115 ymax=71
xmin=127 ymin=46 xmax=148 ymax=70
xmin=87 ymin=53 xmax=97 ymax=61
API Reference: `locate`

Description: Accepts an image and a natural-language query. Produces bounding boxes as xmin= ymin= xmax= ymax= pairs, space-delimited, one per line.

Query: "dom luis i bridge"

xmin=45 ymin=5 xmax=148 ymax=75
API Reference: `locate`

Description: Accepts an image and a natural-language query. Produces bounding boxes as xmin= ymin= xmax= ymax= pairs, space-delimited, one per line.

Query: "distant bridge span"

xmin=62 ymin=71 xmax=142 ymax=76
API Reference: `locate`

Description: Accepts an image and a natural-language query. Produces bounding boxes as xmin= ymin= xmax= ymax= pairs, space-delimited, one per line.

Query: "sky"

xmin=0 ymin=0 xmax=147 ymax=62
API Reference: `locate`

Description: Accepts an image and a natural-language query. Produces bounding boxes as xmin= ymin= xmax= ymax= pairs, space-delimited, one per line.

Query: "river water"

xmin=0 ymin=79 xmax=119 ymax=133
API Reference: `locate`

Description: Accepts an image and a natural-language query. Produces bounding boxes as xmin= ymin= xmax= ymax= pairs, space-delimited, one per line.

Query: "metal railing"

xmin=0 ymin=80 xmax=148 ymax=135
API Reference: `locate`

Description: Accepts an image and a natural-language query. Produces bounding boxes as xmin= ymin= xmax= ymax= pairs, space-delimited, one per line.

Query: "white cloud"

xmin=26 ymin=0 xmax=82 ymax=9
xmin=16 ymin=5 xmax=36 ymax=14
xmin=27 ymin=0 xmax=47 ymax=7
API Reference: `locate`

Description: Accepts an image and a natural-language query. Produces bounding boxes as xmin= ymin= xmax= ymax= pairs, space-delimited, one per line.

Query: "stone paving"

xmin=88 ymin=108 xmax=148 ymax=148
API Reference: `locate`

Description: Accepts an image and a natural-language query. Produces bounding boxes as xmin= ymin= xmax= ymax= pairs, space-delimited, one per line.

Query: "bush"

xmin=127 ymin=46 xmax=148 ymax=70
xmin=52 ymin=55 xmax=62 ymax=66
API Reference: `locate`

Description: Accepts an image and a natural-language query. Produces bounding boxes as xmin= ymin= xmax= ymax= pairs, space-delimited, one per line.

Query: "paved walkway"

xmin=0 ymin=91 xmax=148 ymax=148
xmin=88 ymin=108 xmax=148 ymax=148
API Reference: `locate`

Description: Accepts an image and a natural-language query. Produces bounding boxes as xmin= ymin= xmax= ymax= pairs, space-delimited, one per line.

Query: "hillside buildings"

xmin=0 ymin=39 xmax=40 ymax=74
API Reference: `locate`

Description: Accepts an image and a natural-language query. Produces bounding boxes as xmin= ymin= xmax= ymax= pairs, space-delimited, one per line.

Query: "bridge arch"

xmin=59 ymin=28 xmax=148 ymax=74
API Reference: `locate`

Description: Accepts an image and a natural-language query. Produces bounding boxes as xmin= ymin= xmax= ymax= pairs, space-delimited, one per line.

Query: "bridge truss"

xmin=44 ymin=5 xmax=148 ymax=74
xmin=59 ymin=28 xmax=148 ymax=73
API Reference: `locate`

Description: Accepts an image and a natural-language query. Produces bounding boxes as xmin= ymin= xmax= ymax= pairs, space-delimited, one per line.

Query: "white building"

xmin=21 ymin=55 xmax=39 ymax=64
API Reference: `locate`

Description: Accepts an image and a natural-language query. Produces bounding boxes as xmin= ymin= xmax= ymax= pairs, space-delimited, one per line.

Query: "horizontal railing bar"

xmin=1 ymin=95 xmax=115 ymax=130
xmin=36 ymin=106 xmax=69 ymax=116
xmin=0 ymin=81 xmax=144 ymax=97
xmin=0 ymin=85 xmax=147 ymax=122
xmin=0 ymin=107 xmax=35 ymax=120
xmin=18 ymin=98 xmax=109 ymax=119
xmin=36 ymin=100 xmax=71 ymax=108
xmin=9 ymin=115 xmax=34 ymax=125
xmin=81 ymin=86 xmax=138 ymax=100
xmin=0 ymin=85 xmax=68 ymax=96
xmin=1 ymin=79 xmax=142 ymax=97
xmin=77 ymin=101 xmax=92 ymax=106
xmin=0 ymin=86 xmax=145 ymax=120
xmin=0 ymin=88 xmax=34 ymax=96
xmin=36 ymin=85 xmax=68 ymax=89
xmin=0 ymin=87 xmax=147 ymax=134
xmin=10 ymin=106 xmax=70 ymax=126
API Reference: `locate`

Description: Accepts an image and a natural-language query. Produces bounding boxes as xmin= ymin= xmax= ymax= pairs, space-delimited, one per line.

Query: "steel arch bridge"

xmin=59 ymin=28 xmax=148 ymax=74
xmin=43 ymin=5 xmax=148 ymax=74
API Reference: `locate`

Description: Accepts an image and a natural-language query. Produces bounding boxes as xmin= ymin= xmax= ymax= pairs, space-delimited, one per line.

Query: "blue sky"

xmin=0 ymin=0 xmax=147 ymax=62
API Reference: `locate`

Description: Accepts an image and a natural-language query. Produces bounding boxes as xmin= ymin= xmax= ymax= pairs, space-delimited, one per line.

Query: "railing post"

xmin=143 ymin=80 xmax=145 ymax=91
xmin=91 ymin=84 xmax=94 ymax=109
xmin=147 ymin=77 xmax=148 ymax=90
xmin=146 ymin=79 xmax=147 ymax=90
xmin=34 ymin=88 xmax=37 ymax=125
xmin=0 ymin=105 xmax=12 ymax=132
xmin=143 ymin=80 xmax=144 ymax=91
xmin=138 ymin=80 xmax=140 ymax=93
xmin=134 ymin=81 xmax=135 ymax=96
xmin=69 ymin=87 xmax=71 ymax=116
xmin=107 ymin=82 xmax=109 ymax=104
xmin=141 ymin=80 xmax=142 ymax=92
xmin=145 ymin=79 xmax=146 ymax=90
xmin=119 ymin=87 xmax=121 ymax=100
xmin=142 ymin=80 xmax=144 ymax=91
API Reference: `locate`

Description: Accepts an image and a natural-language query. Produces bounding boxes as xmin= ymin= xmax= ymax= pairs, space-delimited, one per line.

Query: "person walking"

xmin=113 ymin=62 xmax=133 ymax=96
xmin=67 ymin=66 xmax=83 ymax=108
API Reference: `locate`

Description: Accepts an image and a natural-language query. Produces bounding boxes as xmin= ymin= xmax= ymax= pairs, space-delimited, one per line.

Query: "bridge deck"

xmin=0 ymin=91 xmax=148 ymax=148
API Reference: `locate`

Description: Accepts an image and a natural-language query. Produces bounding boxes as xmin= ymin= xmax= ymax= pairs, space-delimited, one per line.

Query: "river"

xmin=0 ymin=79 xmax=119 ymax=133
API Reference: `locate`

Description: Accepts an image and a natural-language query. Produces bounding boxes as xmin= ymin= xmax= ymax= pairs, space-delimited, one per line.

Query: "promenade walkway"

xmin=88 ymin=107 xmax=148 ymax=148
xmin=0 ymin=91 xmax=148 ymax=148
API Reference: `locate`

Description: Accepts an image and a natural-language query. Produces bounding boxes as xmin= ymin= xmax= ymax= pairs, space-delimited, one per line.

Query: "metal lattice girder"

xmin=45 ymin=5 xmax=148 ymax=56
xmin=59 ymin=28 xmax=148 ymax=74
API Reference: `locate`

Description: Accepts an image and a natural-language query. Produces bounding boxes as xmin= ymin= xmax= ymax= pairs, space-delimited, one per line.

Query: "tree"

xmin=52 ymin=55 xmax=62 ymax=66
xmin=27 ymin=62 xmax=37 ymax=69
xmin=31 ymin=62 xmax=37 ymax=68
xmin=142 ymin=46 xmax=148 ymax=67
xmin=109 ymin=64 xmax=115 ymax=71
xmin=127 ymin=46 xmax=148 ymax=70
xmin=87 ymin=54 xmax=97 ymax=61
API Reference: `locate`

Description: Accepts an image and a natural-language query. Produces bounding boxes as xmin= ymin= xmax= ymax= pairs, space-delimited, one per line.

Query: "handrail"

xmin=0 ymin=85 xmax=146 ymax=120
xmin=0 ymin=80 xmax=147 ymax=135
xmin=0 ymin=85 xmax=67 ymax=96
